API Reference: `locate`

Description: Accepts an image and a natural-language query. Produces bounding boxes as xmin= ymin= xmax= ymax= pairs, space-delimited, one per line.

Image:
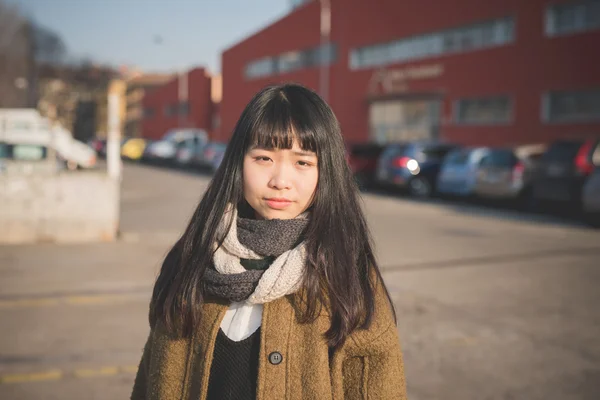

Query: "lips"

xmin=265 ymin=197 xmax=293 ymax=210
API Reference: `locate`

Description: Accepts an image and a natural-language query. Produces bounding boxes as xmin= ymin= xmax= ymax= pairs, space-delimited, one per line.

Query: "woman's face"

xmin=243 ymin=140 xmax=318 ymax=220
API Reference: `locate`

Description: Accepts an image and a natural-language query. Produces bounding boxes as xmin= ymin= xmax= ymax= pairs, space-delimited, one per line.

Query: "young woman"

xmin=131 ymin=83 xmax=407 ymax=399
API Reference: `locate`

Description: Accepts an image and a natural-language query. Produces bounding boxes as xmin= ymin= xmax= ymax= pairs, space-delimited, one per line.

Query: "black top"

xmin=206 ymin=327 xmax=262 ymax=400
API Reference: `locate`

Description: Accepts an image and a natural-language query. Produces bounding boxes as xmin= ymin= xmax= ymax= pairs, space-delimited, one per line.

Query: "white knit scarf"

xmin=213 ymin=206 xmax=307 ymax=304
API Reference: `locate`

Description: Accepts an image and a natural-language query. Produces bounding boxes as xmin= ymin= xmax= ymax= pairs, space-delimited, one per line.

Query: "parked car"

xmin=2 ymin=118 xmax=96 ymax=170
xmin=89 ymin=138 xmax=107 ymax=157
xmin=144 ymin=128 xmax=208 ymax=165
xmin=208 ymin=142 xmax=227 ymax=172
xmin=141 ymin=139 xmax=156 ymax=162
xmin=193 ymin=141 xmax=227 ymax=171
xmin=121 ymin=138 xmax=148 ymax=161
xmin=0 ymin=108 xmax=51 ymax=133
xmin=0 ymin=142 xmax=68 ymax=174
xmin=174 ymin=137 xmax=207 ymax=168
xmin=474 ymin=144 xmax=546 ymax=205
xmin=532 ymin=139 xmax=600 ymax=210
xmin=347 ymin=142 xmax=386 ymax=189
xmin=582 ymin=156 xmax=600 ymax=227
xmin=376 ymin=141 xmax=456 ymax=198
xmin=437 ymin=147 xmax=489 ymax=197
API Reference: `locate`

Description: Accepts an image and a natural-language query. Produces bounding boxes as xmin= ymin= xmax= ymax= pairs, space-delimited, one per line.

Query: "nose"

xmin=268 ymin=163 xmax=292 ymax=190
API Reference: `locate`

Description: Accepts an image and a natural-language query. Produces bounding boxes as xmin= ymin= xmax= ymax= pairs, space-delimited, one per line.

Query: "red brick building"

xmin=220 ymin=0 xmax=600 ymax=147
xmin=141 ymin=68 xmax=214 ymax=140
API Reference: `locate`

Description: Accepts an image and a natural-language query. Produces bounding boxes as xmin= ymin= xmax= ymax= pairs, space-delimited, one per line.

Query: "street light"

xmin=178 ymin=68 xmax=188 ymax=128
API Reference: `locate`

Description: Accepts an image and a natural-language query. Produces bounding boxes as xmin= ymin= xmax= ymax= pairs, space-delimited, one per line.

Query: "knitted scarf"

xmin=203 ymin=206 xmax=309 ymax=303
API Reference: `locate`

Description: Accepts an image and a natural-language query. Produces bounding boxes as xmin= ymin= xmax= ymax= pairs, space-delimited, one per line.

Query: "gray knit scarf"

xmin=202 ymin=211 xmax=308 ymax=302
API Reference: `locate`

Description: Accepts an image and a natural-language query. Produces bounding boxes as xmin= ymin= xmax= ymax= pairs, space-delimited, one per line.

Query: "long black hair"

xmin=150 ymin=83 xmax=395 ymax=347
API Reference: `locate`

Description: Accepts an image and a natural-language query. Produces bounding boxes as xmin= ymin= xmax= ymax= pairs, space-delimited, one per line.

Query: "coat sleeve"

xmin=342 ymin=322 xmax=407 ymax=399
xmin=341 ymin=269 xmax=408 ymax=399
xmin=131 ymin=330 xmax=153 ymax=400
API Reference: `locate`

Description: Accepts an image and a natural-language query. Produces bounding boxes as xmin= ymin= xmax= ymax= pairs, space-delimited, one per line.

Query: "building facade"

xmin=220 ymin=0 xmax=600 ymax=147
xmin=125 ymin=73 xmax=173 ymax=138
xmin=36 ymin=64 xmax=117 ymax=140
xmin=140 ymin=68 xmax=215 ymax=140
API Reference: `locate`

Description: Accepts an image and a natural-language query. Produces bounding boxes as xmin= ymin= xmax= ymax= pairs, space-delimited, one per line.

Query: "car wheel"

xmin=408 ymin=176 xmax=432 ymax=198
xmin=517 ymin=187 xmax=536 ymax=211
xmin=66 ymin=160 xmax=78 ymax=171
xmin=354 ymin=172 xmax=369 ymax=191
xmin=583 ymin=212 xmax=600 ymax=228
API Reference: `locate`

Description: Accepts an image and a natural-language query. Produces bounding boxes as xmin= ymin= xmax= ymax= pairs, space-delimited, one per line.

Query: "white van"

xmin=0 ymin=109 xmax=97 ymax=169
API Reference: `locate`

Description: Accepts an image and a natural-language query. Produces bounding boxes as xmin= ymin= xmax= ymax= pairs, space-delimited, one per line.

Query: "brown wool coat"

xmin=131 ymin=279 xmax=407 ymax=399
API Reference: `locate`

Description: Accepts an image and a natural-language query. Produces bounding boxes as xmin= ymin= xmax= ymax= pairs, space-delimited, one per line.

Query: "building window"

xmin=245 ymin=43 xmax=337 ymax=80
xmin=164 ymin=104 xmax=180 ymax=117
xmin=455 ymin=96 xmax=512 ymax=125
xmin=370 ymin=99 xmax=441 ymax=143
xmin=545 ymin=1 xmax=600 ymax=37
xmin=350 ymin=17 xmax=514 ymax=70
xmin=245 ymin=57 xmax=276 ymax=79
xmin=143 ymin=108 xmax=154 ymax=118
xmin=278 ymin=51 xmax=306 ymax=74
xmin=178 ymin=102 xmax=190 ymax=116
xmin=309 ymin=43 xmax=337 ymax=66
xmin=542 ymin=89 xmax=600 ymax=123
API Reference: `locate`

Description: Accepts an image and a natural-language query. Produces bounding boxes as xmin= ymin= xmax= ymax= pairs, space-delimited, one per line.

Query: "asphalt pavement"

xmin=1 ymin=162 xmax=599 ymax=399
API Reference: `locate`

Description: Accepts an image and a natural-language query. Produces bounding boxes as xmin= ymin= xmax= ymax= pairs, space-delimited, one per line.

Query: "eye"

xmin=254 ymin=156 xmax=272 ymax=163
xmin=297 ymin=160 xmax=315 ymax=167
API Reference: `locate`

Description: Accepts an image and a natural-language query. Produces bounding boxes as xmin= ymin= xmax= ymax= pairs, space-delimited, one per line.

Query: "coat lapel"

xmin=256 ymin=296 xmax=295 ymax=400
xmin=188 ymin=298 xmax=229 ymax=400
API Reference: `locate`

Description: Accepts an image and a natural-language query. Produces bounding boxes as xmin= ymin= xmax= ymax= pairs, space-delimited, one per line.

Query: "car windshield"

xmin=543 ymin=141 xmax=583 ymax=163
xmin=0 ymin=143 xmax=9 ymax=159
xmin=382 ymin=144 xmax=408 ymax=159
xmin=418 ymin=145 xmax=455 ymax=162
xmin=162 ymin=131 xmax=181 ymax=141
xmin=444 ymin=149 xmax=470 ymax=165
xmin=483 ymin=150 xmax=516 ymax=167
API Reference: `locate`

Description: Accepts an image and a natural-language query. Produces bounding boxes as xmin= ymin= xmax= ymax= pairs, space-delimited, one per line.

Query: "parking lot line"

xmin=0 ymin=293 xmax=146 ymax=310
xmin=0 ymin=365 xmax=138 ymax=385
xmin=121 ymin=365 xmax=139 ymax=374
xmin=0 ymin=370 xmax=63 ymax=384
xmin=0 ymin=298 xmax=59 ymax=309
xmin=73 ymin=366 xmax=119 ymax=378
xmin=64 ymin=295 xmax=131 ymax=305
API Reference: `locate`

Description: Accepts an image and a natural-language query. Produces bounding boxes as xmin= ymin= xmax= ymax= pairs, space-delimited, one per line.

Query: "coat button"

xmin=268 ymin=351 xmax=283 ymax=365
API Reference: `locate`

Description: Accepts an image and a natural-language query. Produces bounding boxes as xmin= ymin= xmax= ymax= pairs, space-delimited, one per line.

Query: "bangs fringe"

xmin=248 ymin=93 xmax=318 ymax=153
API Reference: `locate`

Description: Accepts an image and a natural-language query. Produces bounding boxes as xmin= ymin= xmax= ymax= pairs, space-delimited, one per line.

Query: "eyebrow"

xmin=293 ymin=151 xmax=317 ymax=157
xmin=249 ymin=146 xmax=316 ymax=157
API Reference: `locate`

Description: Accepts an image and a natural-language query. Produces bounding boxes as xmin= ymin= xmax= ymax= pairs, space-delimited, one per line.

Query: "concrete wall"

xmin=1 ymin=170 xmax=119 ymax=244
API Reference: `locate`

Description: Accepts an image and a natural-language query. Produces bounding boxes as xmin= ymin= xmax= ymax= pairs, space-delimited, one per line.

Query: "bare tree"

xmin=33 ymin=24 xmax=66 ymax=65
xmin=0 ymin=0 xmax=68 ymax=108
xmin=0 ymin=0 xmax=30 ymax=107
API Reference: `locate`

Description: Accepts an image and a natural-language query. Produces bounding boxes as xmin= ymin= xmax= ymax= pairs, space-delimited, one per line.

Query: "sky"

xmin=10 ymin=0 xmax=291 ymax=74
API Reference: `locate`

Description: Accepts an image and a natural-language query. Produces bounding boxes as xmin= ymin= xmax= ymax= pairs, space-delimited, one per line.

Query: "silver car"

xmin=437 ymin=147 xmax=489 ymax=197
xmin=474 ymin=144 xmax=546 ymax=203
xmin=146 ymin=129 xmax=208 ymax=165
